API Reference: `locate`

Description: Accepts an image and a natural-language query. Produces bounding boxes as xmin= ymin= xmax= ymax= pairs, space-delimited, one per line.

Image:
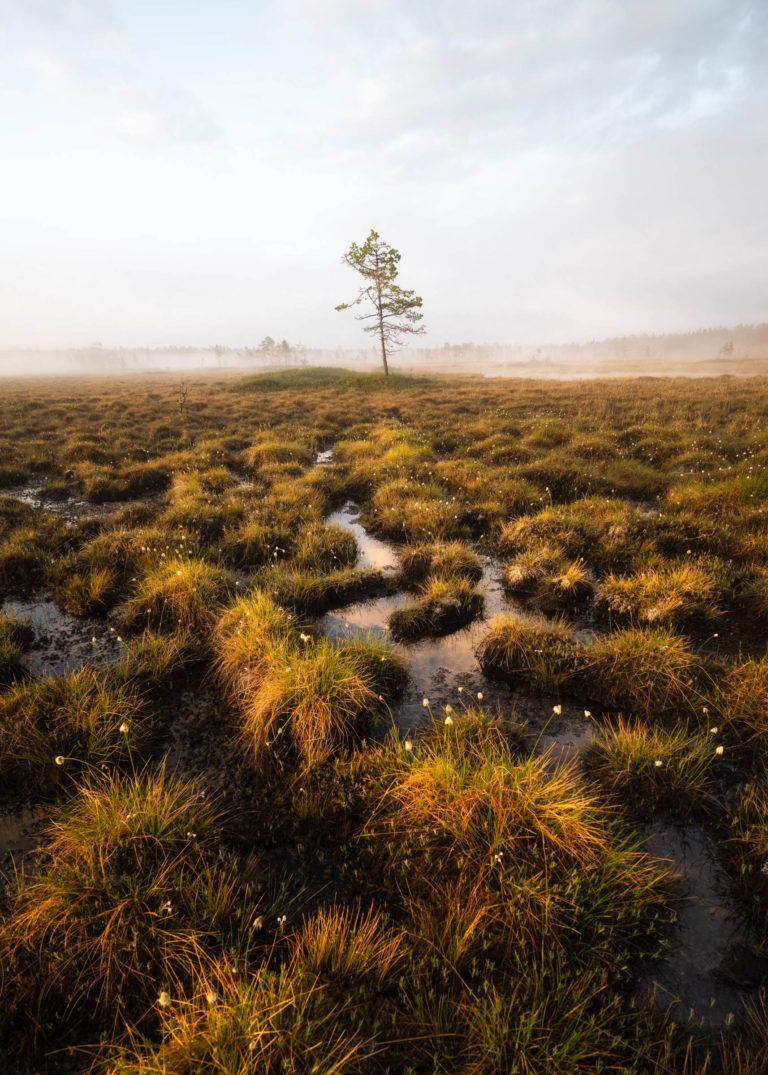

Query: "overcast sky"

xmin=1 ymin=0 xmax=766 ymax=350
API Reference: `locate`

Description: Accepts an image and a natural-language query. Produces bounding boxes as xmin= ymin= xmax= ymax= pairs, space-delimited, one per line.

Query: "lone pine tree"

xmin=335 ymin=230 xmax=425 ymax=376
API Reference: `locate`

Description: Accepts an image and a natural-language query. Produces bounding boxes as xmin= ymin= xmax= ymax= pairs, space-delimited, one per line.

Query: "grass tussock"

xmin=586 ymin=717 xmax=718 ymax=816
xmin=726 ymin=770 xmax=768 ymax=936
xmin=215 ymin=594 xmax=407 ymax=766
xmin=504 ymin=545 xmax=593 ymax=613
xmin=596 ymin=559 xmax=723 ymax=627
xmin=257 ymin=563 xmax=384 ymax=615
xmin=109 ymin=905 xmax=407 ymax=1074
xmin=241 ymin=637 xmax=388 ymax=766
xmin=0 ymin=770 xmax=256 ymax=1056
xmin=0 ymin=667 xmax=148 ymax=792
xmin=399 ymin=539 xmax=482 ymax=584
xmin=389 ymin=573 xmax=484 ymax=641
xmin=120 ymin=558 xmax=231 ymax=634
xmin=0 ymin=612 xmax=32 ymax=685
xmin=580 ymin=627 xmax=705 ymax=718
xmin=478 ymin=613 xmax=579 ymax=692
xmin=717 ymin=657 xmax=768 ymax=748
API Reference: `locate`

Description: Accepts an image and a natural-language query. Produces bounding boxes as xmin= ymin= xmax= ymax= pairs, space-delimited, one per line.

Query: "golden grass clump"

xmin=243 ymin=637 xmax=382 ymax=766
xmin=389 ymin=573 xmax=484 ymax=641
xmin=120 ymin=558 xmax=231 ymax=634
xmin=580 ymin=627 xmax=705 ymax=717
xmin=293 ymin=522 xmax=358 ymax=572
xmin=293 ymin=903 xmax=405 ymax=985
xmin=391 ymin=733 xmax=608 ymax=876
xmin=0 ymin=527 xmax=47 ymax=591
xmin=107 ymin=904 xmax=405 ymax=1075
xmin=586 ymin=717 xmax=717 ymax=816
xmin=399 ymin=539 xmax=482 ymax=584
xmin=505 ymin=545 xmax=593 ymax=612
xmin=718 ymin=658 xmax=768 ymax=747
xmin=0 ymin=770 xmax=249 ymax=1055
xmin=478 ymin=613 xmax=579 ymax=691
xmin=0 ymin=612 xmax=32 ymax=685
xmin=214 ymin=591 xmax=298 ymax=694
xmin=0 ymin=667 xmax=147 ymax=791
xmin=216 ymin=594 xmax=406 ymax=766
xmin=219 ymin=518 xmax=294 ymax=568
xmin=256 ymin=563 xmax=383 ymax=615
xmin=596 ymin=559 xmax=722 ymax=627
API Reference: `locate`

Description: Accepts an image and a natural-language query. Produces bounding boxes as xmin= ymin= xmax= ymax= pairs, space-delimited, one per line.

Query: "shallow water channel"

xmin=323 ymin=500 xmax=594 ymax=745
xmin=0 ymin=483 xmax=125 ymax=525
xmin=320 ymin=493 xmax=761 ymax=1039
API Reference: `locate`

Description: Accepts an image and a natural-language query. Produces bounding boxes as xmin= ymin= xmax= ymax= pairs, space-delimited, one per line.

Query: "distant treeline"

xmin=1 ymin=322 xmax=767 ymax=374
xmin=413 ymin=323 xmax=768 ymax=366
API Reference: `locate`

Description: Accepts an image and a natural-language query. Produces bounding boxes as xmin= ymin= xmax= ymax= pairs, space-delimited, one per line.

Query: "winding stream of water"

xmin=318 ymin=469 xmax=760 ymax=1038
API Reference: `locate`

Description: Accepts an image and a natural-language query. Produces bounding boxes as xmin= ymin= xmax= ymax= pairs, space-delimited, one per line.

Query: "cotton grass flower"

xmin=422 ymin=697 xmax=429 ymax=707
xmin=119 ymin=722 xmax=129 ymax=734
xmin=715 ymin=745 xmax=724 ymax=756
xmin=654 ymin=760 xmax=663 ymax=768
xmin=206 ymin=990 xmax=218 ymax=1005
xmin=552 ymin=705 xmax=562 ymax=715
xmin=157 ymin=991 xmax=171 ymax=1008
xmin=55 ymin=756 xmax=65 ymax=766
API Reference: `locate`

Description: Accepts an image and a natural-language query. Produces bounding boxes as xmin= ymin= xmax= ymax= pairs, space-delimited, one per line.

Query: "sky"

xmin=1 ymin=0 xmax=767 ymax=350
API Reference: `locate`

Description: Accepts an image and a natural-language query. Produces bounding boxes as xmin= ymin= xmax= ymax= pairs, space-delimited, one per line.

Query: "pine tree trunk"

xmin=375 ymin=253 xmax=389 ymax=376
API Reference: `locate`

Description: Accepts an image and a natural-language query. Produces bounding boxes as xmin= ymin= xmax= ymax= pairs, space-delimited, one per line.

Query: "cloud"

xmin=284 ymin=0 xmax=766 ymax=171
xmin=7 ymin=0 xmax=223 ymax=147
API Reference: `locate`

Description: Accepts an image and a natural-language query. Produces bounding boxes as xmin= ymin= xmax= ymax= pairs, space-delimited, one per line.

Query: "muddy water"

xmin=1 ymin=483 xmax=124 ymax=524
xmin=637 ymin=821 xmax=759 ymax=1033
xmin=325 ymin=503 xmax=401 ymax=573
xmin=1 ymin=595 xmax=124 ymax=675
xmin=321 ymin=501 xmax=595 ymax=747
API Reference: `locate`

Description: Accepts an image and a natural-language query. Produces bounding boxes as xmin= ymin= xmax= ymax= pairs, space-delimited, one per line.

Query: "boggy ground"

xmin=1 ymin=367 xmax=768 ymax=1072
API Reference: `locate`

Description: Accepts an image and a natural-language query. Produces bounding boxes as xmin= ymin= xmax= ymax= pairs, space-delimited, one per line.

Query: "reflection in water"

xmin=2 ymin=595 xmax=123 ymax=676
xmin=322 ymin=503 xmax=594 ymax=739
xmin=326 ymin=503 xmax=401 ymax=573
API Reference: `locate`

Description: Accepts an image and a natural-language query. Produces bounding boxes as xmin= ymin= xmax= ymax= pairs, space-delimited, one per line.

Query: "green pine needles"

xmin=335 ymin=229 xmax=425 ymax=375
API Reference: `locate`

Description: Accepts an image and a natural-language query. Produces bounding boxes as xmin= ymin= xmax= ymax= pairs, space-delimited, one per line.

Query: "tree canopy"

xmin=335 ymin=229 xmax=425 ymax=376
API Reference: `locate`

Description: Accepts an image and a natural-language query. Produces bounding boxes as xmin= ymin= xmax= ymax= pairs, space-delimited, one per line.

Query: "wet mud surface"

xmin=636 ymin=821 xmax=766 ymax=1034
xmin=0 ymin=483 xmax=163 ymax=527
xmin=154 ymin=686 xmax=242 ymax=802
xmin=0 ymin=805 xmax=50 ymax=885
xmin=1 ymin=483 xmax=123 ymax=524
xmin=1 ymin=595 xmax=124 ymax=676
